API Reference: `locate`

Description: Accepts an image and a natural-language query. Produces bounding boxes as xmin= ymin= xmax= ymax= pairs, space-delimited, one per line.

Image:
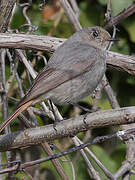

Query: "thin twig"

xmin=105 ymin=3 xmax=135 ymax=29
xmin=69 ymin=0 xmax=80 ymax=18
xmin=72 ymin=138 xmax=101 ymax=180
xmin=105 ymin=0 xmax=112 ymax=22
xmin=1 ymin=128 xmax=135 ymax=175
xmin=42 ymin=142 xmax=68 ymax=180
xmin=59 ymin=0 xmax=81 ymax=31
xmin=102 ymin=76 xmax=120 ymax=109
xmin=76 ymin=138 xmax=114 ymax=180
xmin=6 ymin=50 xmax=16 ymax=91
xmin=0 ymin=49 xmax=13 ymax=178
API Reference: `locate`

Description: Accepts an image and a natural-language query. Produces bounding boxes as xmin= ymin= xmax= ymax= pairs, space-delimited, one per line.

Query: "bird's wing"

xmin=0 ymin=42 xmax=105 ymax=133
xmin=18 ymin=42 xmax=105 ymax=107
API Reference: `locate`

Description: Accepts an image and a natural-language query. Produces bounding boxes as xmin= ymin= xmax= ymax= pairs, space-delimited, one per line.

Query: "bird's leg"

xmin=69 ymin=102 xmax=97 ymax=124
xmin=49 ymin=100 xmax=60 ymax=131
xmin=74 ymin=103 xmax=95 ymax=113
xmin=83 ymin=113 xmax=89 ymax=125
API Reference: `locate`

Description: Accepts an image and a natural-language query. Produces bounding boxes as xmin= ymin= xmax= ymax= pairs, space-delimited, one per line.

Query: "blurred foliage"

xmin=1 ymin=0 xmax=135 ymax=179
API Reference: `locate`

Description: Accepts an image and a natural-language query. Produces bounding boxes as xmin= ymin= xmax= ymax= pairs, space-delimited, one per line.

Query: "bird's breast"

xmin=44 ymin=59 xmax=106 ymax=105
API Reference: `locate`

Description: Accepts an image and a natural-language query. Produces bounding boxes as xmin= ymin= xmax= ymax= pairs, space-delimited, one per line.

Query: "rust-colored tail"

xmin=0 ymin=100 xmax=33 ymax=133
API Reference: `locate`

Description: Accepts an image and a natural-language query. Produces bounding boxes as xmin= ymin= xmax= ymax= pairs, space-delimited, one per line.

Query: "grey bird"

xmin=0 ymin=26 xmax=113 ymax=132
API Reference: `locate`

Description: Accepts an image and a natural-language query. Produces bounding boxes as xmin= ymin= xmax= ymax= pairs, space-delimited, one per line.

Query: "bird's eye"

xmin=92 ymin=30 xmax=99 ymax=38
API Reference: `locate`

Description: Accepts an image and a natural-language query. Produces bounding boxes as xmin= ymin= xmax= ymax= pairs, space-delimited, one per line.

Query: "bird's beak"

xmin=107 ymin=38 xmax=120 ymax=41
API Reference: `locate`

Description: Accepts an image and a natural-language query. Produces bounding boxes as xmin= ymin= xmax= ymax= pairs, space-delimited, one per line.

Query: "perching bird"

xmin=0 ymin=26 xmax=114 ymax=133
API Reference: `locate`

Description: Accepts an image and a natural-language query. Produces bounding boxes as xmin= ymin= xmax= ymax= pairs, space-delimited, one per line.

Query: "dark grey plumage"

xmin=0 ymin=26 xmax=111 ymax=132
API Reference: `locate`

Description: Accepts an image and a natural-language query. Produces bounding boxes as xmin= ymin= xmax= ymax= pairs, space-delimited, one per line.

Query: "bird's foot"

xmin=53 ymin=118 xmax=63 ymax=132
xmin=68 ymin=102 xmax=95 ymax=113
xmin=83 ymin=113 xmax=89 ymax=125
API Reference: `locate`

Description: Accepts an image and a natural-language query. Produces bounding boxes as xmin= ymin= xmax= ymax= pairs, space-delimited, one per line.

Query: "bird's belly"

xmin=44 ymin=62 xmax=106 ymax=105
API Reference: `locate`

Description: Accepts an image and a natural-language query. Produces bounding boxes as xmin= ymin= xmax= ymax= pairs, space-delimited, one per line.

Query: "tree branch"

xmin=106 ymin=50 xmax=135 ymax=75
xmin=59 ymin=0 xmax=81 ymax=31
xmin=0 ymin=33 xmax=66 ymax=52
xmin=0 ymin=106 xmax=135 ymax=151
xmin=1 ymin=128 xmax=135 ymax=176
xmin=0 ymin=33 xmax=134 ymax=75
xmin=105 ymin=3 xmax=135 ymax=29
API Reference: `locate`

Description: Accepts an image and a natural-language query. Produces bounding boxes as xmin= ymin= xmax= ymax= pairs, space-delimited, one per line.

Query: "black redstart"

xmin=0 ymin=26 xmax=114 ymax=132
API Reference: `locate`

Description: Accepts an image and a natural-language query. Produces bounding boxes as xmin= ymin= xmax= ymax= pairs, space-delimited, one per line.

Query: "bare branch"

xmin=69 ymin=0 xmax=80 ymax=18
xmin=107 ymin=51 xmax=135 ymax=76
xmin=59 ymin=0 xmax=81 ymax=31
xmin=102 ymin=75 xmax=120 ymax=109
xmin=72 ymin=138 xmax=101 ymax=180
xmin=76 ymin=138 xmax=114 ymax=180
xmin=105 ymin=0 xmax=112 ymax=22
xmin=0 ymin=33 xmax=134 ymax=75
xmin=0 ymin=106 xmax=135 ymax=151
xmin=105 ymin=3 xmax=135 ymax=29
xmin=1 ymin=128 xmax=135 ymax=176
xmin=0 ymin=33 xmax=66 ymax=52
